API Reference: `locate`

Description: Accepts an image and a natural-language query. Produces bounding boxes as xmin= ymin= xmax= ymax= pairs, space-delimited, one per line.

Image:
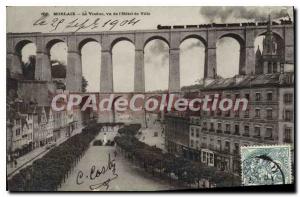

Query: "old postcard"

xmin=6 ymin=6 xmax=295 ymax=192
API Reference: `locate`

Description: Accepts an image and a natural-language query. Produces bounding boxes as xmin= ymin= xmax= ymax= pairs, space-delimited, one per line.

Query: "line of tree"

xmin=114 ymin=124 xmax=240 ymax=189
xmin=8 ymin=122 xmax=102 ymax=191
xmin=117 ymin=124 xmax=141 ymax=136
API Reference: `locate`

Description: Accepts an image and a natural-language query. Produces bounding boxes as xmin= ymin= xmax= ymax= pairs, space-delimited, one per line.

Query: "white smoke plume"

xmin=199 ymin=6 xmax=292 ymax=23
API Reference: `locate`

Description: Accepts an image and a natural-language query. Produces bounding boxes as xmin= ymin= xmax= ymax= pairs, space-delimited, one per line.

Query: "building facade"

xmin=165 ymin=72 xmax=294 ymax=174
xmin=164 ymin=18 xmax=294 ymax=174
xmin=164 ymin=112 xmax=190 ymax=157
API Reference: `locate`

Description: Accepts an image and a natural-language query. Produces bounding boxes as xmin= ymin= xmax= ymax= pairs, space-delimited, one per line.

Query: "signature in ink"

xmin=76 ymin=153 xmax=118 ymax=191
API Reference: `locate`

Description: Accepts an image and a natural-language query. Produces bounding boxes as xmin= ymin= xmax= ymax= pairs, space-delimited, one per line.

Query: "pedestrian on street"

xmin=14 ymin=159 xmax=17 ymax=167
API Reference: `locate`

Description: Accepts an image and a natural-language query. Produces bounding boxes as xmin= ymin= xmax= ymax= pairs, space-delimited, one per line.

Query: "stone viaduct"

xmin=7 ymin=24 xmax=294 ymax=93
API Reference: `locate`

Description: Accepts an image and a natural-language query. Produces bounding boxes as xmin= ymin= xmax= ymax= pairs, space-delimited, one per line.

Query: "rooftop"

xmin=182 ymin=72 xmax=294 ymax=92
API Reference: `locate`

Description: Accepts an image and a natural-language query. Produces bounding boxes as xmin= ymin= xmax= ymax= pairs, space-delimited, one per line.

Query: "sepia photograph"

xmin=5 ymin=6 xmax=295 ymax=192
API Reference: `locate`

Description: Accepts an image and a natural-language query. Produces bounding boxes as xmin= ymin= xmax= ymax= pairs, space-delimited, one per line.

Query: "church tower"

xmin=255 ymin=46 xmax=263 ymax=74
xmin=261 ymin=15 xmax=284 ymax=74
xmin=255 ymin=15 xmax=284 ymax=74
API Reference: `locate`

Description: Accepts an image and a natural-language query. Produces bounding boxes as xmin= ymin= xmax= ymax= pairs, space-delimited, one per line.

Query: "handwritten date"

xmin=33 ymin=15 xmax=140 ymax=32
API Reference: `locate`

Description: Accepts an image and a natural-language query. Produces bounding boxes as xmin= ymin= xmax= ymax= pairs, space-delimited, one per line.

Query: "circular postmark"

xmin=242 ymin=154 xmax=285 ymax=185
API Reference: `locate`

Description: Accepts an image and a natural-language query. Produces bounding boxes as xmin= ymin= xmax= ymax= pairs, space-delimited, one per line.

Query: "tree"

xmin=82 ymin=76 xmax=88 ymax=93
xmin=51 ymin=60 xmax=66 ymax=78
xmin=53 ymin=81 xmax=66 ymax=90
xmin=22 ymin=55 xmax=36 ymax=80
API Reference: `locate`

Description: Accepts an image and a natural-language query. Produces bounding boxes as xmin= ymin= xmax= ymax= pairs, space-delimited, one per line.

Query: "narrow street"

xmin=59 ymin=130 xmax=179 ymax=191
xmin=7 ymin=125 xmax=83 ymax=179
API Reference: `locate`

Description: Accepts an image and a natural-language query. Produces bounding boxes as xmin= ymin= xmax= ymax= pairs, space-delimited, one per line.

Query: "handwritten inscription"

xmin=33 ymin=14 xmax=141 ymax=32
xmin=76 ymin=153 xmax=118 ymax=191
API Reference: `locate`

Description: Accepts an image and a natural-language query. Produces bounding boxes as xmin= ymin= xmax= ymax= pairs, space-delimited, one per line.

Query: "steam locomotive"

xmin=157 ymin=18 xmax=292 ymax=30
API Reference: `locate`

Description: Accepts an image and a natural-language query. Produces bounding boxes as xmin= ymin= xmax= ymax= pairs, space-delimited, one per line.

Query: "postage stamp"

xmin=241 ymin=145 xmax=292 ymax=186
xmin=6 ymin=6 xmax=295 ymax=191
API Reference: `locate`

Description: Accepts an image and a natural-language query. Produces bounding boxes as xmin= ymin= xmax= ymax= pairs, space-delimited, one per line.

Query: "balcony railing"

xmin=266 ymin=116 xmax=273 ymax=120
xmin=253 ymin=135 xmax=261 ymax=139
xmin=233 ymin=132 xmax=240 ymax=136
xmin=224 ymin=131 xmax=231 ymax=134
xmin=242 ymin=133 xmax=250 ymax=137
xmin=264 ymin=136 xmax=274 ymax=141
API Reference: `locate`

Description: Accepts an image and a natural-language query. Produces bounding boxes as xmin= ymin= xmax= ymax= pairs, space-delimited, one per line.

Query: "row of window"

xmin=14 ymin=132 xmax=33 ymax=141
xmin=201 ymin=92 xmax=293 ymax=103
xmin=267 ymin=62 xmax=282 ymax=74
xmin=13 ymin=137 xmax=33 ymax=149
xmin=15 ymin=122 xmax=57 ymax=137
xmin=171 ymin=92 xmax=293 ymax=125
xmin=200 ymin=108 xmax=293 ymax=121
xmin=192 ymin=123 xmax=274 ymax=139
xmin=190 ymin=139 xmax=241 ymax=155
xmin=191 ymin=124 xmax=293 ymax=143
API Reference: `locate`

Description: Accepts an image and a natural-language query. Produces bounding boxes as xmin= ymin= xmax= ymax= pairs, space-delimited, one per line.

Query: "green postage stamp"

xmin=241 ymin=145 xmax=292 ymax=186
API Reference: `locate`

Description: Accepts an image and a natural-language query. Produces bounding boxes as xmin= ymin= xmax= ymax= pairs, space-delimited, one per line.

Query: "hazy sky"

xmin=7 ymin=6 xmax=293 ymax=92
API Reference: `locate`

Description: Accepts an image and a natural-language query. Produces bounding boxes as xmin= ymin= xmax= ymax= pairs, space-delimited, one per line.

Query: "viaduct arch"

xmin=7 ymin=24 xmax=294 ymax=93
